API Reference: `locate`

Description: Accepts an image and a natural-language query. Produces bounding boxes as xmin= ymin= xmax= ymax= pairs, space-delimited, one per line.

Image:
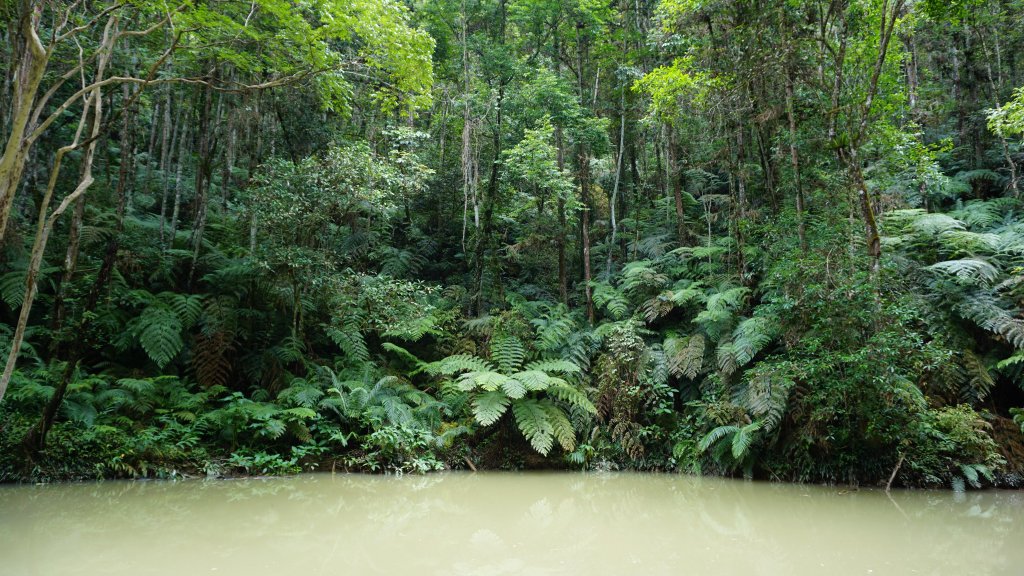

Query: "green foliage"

xmin=430 ymin=331 xmax=593 ymax=456
xmin=4 ymin=0 xmax=1024 ymax=489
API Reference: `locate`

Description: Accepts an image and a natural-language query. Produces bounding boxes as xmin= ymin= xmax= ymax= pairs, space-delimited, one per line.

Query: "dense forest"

xmin=1 ymin=0 xmax=1023 ymax=489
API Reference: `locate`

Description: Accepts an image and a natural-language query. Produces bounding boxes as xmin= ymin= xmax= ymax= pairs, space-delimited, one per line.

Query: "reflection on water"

xmin=1 ymin=472 xmax=1022 ymax=575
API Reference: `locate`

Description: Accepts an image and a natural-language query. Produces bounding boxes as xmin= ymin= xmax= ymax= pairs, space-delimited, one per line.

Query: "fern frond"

xmin=464 ymin=315 xmax=495 ymax=335
xmin=0 ymin=269 xmax=26 ymax=309
xmin=513 ymin=399 xmax=555 ymax=455
xmin=927 ymin=258 xmax=1000 ymax=284
xmin=524 ymin=359 xmax=582 ymax=375
xmin=427 ymin=354 xmax=496 ymax=376
xmin=698 ymin=425 xmax=739 ymax=452
xmin=542 ymin=402 xmax=576 ymax=452
xmin=133 ymin=307 xmax=183 ymax=368
xmin=326 ymin=317 xmax=369 ymax=364
xmin=162 ymin=292 xmax=204 ymax=328
xmin=950 ymin=200 xmax=1004 ymax=229
xmin=491 ymin=335 xmax=526 ymax=373
xmin=547 ymin=382 xmax=597 ymax=414
xmin=383 ymin=314 xmax=439 ymax=342
xmin=621 ymin=260 xmax=669 ymax=295
xmin=273 ymin=336 xmax=306 ymax=364
xmin=731 ymin=316 xmax=777 ymax=366
xmin=193 ymin=331 xmax=233 ymax=388
xmin=731 ymin=421 xmax=762 ymax=460
xmin=960 ymin=350 xmax=995 ymax=403
xmin=939 ymin=230 xmax=1001 ymax=254
xmin=668 ymin=282 xmax=707 ymax=307
xmin=509 ymin=370 xmax=552 ymax=391
xmin=454 ymin=370 xmax=506 ymax=393
xmin=641 ymin=292 xmax=676 ymax=323
xmin=501 ymin=377 xmax=528 ymax=399
xmin=278 ymin=380 xmax=324 ymax=408
xmin=381 ymin=342 xmax=428 ymax=372
xmin=716 ymin=342 xmax=739 ymax=376
xmin=592 ymin=282 xmax=631 ymax=320
xmin=665 ymin=333 xmax=705 ymax=379
xmin=472 ymin=390 xmax=511 ymax=426
xmin=911 ymin=213 xmax=966 ymax=235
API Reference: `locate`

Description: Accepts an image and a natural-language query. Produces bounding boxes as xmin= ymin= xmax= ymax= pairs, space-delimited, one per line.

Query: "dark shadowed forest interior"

xmin=2 ymin=0 xmax=1024 ymax=489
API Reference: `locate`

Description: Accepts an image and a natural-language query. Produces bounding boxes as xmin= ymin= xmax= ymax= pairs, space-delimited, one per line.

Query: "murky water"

xmin=1 ymin=472 xmax=1022 ymax=575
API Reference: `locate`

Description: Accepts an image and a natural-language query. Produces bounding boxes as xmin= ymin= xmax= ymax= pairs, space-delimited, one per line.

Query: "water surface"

xmin=1 ymin=472 xmax=1021 ymax=575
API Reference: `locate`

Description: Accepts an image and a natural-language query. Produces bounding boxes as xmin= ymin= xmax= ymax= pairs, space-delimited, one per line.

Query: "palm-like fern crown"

xmin=427 ymin=330 xmax=593 ymax=455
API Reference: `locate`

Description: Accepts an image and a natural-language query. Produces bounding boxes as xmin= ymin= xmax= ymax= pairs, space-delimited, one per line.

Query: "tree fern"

xmin=431 ymin=339 xmax=588 ymax=455
xmin=695 ymin=285 xmax=748 ymax=341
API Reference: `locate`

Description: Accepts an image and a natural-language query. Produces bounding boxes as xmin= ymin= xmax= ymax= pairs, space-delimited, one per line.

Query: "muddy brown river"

xmin=1 ymin=472 xmax=1022 ymax=575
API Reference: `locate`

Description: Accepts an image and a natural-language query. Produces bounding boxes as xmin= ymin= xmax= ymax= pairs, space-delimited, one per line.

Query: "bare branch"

xmin=54 ymin=3 xmax=124 ymax=44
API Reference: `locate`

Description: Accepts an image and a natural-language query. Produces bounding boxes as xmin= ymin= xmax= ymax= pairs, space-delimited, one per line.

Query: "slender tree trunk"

xmin=606 ymin=89 xmax=625 ymax=278
xmin=578 ymin=150 xmax=595 ymax=324
xmin=168 ymin=122 xmax=190 ymax=250
xmin=472 ymin=81 xmax=503 ymax=316
xmin=668 ymin=126 xmax=687 ymax=245
xmin=160 ymin=103 xmax=184 ymax=244
xmin=188 ymin=80 xmax=216 ymax=287
xmin=785 ymin=74 xmax=806 ymax=252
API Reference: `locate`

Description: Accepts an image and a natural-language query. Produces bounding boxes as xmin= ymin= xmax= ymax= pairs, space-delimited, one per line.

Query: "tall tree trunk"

xmin=667 ymin=126 xmax=687 ymax=245
xmin=555 ymin=125 xmax=568 ymax=305
xmin=188 ymin=80 xmax=216 ymax=287
xmin=167 ymin=122 xmax=189 ymax=250
xmin=606 ymin=89 xmax=625 ymax=278
xmin=578 ymin=146 xmax=595 ymax=323
xmin=472 ymin=81 xmax=503 ymax=316
xmin=785 ymin=73 xmax=806 ymax=252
